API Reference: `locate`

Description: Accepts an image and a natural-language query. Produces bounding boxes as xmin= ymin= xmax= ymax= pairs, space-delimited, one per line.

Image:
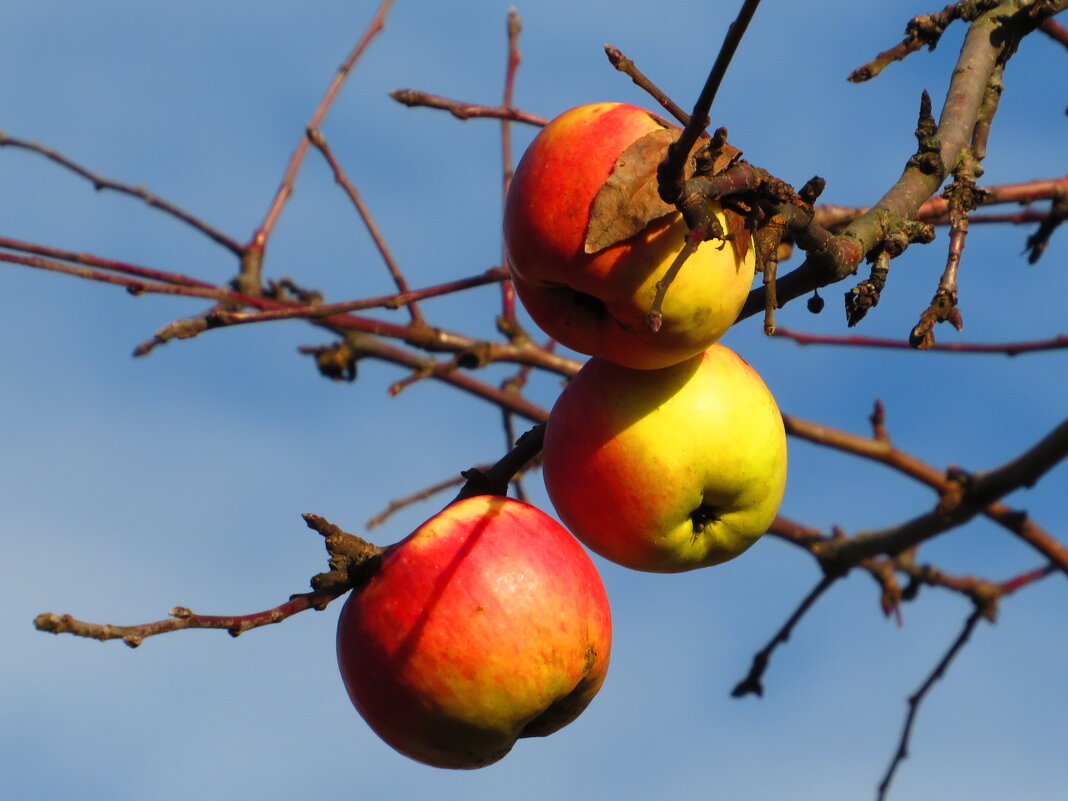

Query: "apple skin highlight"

xmin=504 ymin=102 xmax=755 ymax=370
xmin=336 ymin=495 xmax=612 ymax=769
xmin=542 ymin=344 xmax=787 ymax=573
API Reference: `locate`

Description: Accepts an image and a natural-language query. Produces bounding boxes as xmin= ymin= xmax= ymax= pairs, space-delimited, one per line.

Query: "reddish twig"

xmin=772 ymin=326 xmax=1068 ymax=356
xmin=499 ymin=10 xmax=523 ymax=325
xmin=0 ymin=249 xmax=233 ymax=302
xmin=0 ymin=236 xmax=217 ymax=289
xmin=784 ymin=409 xmax=1068 ymax=576
xmin=247 ymin=0 xmax=396 ymax=282
xmin=306 ymin=128 xmax=423 ymax=323
xmin=7 ymin=227 xmax=577 ymax=378
xmin=207 ymin=268 xmax=507 ymax=328
xmin=813 ymin=175 xmax=1068 ymax=231
xmin=1039 ymin=16 xmax=1068 ymax=47
xmin=389 ymin=89 xmax=548 ymax=126
xmin=603 ymin=45 xmax=695 ymax=127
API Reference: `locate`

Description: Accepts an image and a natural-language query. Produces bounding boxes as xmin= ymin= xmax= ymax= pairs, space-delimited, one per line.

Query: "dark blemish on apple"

xmin=690 ymin=504 xmax=721 ymax=541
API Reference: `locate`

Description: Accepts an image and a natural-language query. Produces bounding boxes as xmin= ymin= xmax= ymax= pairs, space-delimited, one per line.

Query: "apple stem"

xmin=647 ymin=237 xmax=700 ymax=332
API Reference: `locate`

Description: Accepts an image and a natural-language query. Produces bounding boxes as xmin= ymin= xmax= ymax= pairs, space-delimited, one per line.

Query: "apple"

xmin=335 ymin=494 xmax=612 ymax=769
xmin=504 ymin=102 xmax=755 ymax=370
xmin=542 ymin=343 xmax=787 ymax=573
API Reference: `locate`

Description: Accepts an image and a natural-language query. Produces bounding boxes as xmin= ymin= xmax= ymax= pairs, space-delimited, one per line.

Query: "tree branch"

xmin=34 ymin=514 xmax=383 ymax=647
xmin=246 ymin=0 xmax=396 ymax=291
xmin=742 ymin=1 xmax=1068 ymax=320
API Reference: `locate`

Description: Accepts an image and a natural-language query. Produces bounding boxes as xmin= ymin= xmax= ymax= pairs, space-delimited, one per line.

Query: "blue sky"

xmin=2 ymin=2 xmax=1065 ymax=800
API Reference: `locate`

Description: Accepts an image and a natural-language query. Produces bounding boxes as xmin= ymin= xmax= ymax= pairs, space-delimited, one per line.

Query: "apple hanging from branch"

xmin=336 ymin=495 xmax=613 ymax=769
xmin=541 ymin=343 xmax=787 ymax=573
xmin=504 ymin=102 xmax=755 ymax=370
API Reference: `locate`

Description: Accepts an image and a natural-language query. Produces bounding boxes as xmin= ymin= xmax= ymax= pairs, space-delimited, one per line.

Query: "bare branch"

xmin=849 ymin=1 xmax=1000 ymax=82
xmin=34 ymin=514 xmax=383 ymax=647
xmin=772 ymin=326 xmax=1068 ymax=356
xmin=744 ymin=2 xmax=1068 ymax=320
xmin=247 ymin=0 xmax=396 ymax=289
xmin=389 ymin=89 xmax=548 ymax=126
xmin=603 ymin=45 xmax=694 ymax=127
xmin=1039 ymin=15 xmax=1068 ymax=47
xmin=785 ymin=411 xmax=1068 ymax=576
xmin=207 ymin=269 xmax=507 ymax=328
xmin=499 ymin=9 xmax=524 ymax=325
xmin=307 ymin=128 xmax=423 ymax=323
xmin=731 ymin=573 xmax=839 ymax=698
xmin=814 ymin=418 xmax=1068 ymax=571
xmin=658 ymin=0 xmax=763 ymax=205
xmin=0 ymin=132 xmax=243 ymax=255
xmin=877 ymin=608 xmax=984 ymax=801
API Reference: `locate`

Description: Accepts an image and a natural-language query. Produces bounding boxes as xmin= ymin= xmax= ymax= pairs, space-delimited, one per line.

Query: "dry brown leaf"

xmin=584 ymin=128 xmax=680 ymax=254
xmin=584 ymin=126 xmax=746 ymax=255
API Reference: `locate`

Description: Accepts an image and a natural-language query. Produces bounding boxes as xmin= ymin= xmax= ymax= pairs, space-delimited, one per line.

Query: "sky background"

xmin=1 ymin=2 xmax=1065 ymax=800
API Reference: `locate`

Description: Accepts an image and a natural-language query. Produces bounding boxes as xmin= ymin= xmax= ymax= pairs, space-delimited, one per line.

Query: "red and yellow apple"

xmin=335 ymin=494 xmax=612 ymax=769
xmin=504 ymin=102 xmax=755 ymax=370
xmin=542 ymin=343 xmax=787 ymax=573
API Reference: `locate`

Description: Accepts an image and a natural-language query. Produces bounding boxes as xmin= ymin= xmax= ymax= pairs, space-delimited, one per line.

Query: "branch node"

xmin=844 ymin=251 xmax=891 ymax=327
xmin=303 ymin=513 xmax=384 ymax=595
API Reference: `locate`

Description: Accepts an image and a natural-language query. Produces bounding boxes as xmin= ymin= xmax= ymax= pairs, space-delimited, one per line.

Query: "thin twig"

xmin=0 ymin=236 xmax=217 ymax=289
xmin=366 ymin=472 xmax=473 ymax=530
xmin=814 ymin=418 xmax=1068 ymax=572
xmin=307 ymin=127 xmax=422 ymax=322
xmin=647 ymin=235 xmax=699 ymax=331
xmin=0 ymin=250 xmax=233 ymax=302
xmin=772 ymin=326 xmax=1068 ymax=356
xmin=813 ymin=175 xmax=1068 ymax=231
xmin=603 ymin=45 xmax=694 ymax=127
xmin=785 ymin=410 xmax=1068 ymax=576
xmin=849 ymin=1 xmax=999 ymax=82
xmin=208 ymin=269 xmax=507 ymax=328
xmin=731 ymin=573 xmax=839 ymax=698
xmin=389 ymin=90 xmax=548 ymax=126
xmin=658 ymin=0 xmax=763 ymax=204
xmin=1039 ymin=16 xmax=1068 ymax=48
xmin=34 ymin=592 xmax=341 ymax=648
xmin=876 ymin=608 xmax=984 ymax=801
xmin=499 ymin=9 xmax=523 ymax=326
xmin=34 ymin=514 xmax=384 ymax=647
xmin=0 ymin=132 xmax=243 ymax=255
xmin=249 ymin=0 xmax=396 ymax=260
